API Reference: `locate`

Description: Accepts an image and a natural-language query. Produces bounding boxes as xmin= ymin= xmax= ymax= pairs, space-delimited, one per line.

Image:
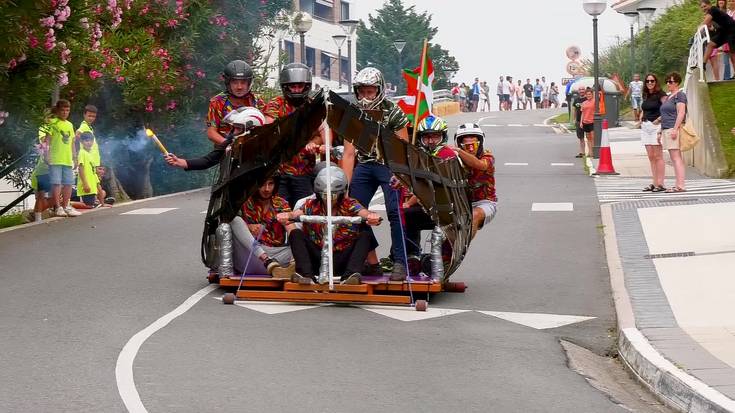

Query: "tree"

xmin=0 ymin=0 xmax=290 ymax=199
xmin=591 ymin=0 xmax=702 ymax=84
xmin=356 ymin=0 xmax=459 ymax=94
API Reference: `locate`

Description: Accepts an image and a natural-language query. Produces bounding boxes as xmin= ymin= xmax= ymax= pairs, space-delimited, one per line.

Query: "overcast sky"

xmin=353 ymin=0 xmax=631 ymax=86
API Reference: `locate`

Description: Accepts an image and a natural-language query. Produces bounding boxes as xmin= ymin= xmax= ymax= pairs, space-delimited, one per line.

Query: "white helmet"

xmin=353 ymin=67 xmax=385 ymax=110
xmin=223 ymin=106 xmax=265 ymax=139
xmin=454 ymin=123 xmax=485 ymax=155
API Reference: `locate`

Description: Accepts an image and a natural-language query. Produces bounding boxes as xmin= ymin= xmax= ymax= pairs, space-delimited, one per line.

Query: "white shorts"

xmin=640 ymin=121 xmax=661 ymax=146
xmin=472 ymin=200 xmax=497 ymax=227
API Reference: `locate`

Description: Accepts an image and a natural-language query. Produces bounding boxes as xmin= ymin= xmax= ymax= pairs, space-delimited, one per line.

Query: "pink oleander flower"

xmin=8 ymin=59 xmax=17 ymax=69
xmin=58 ymin=72 xmax=69 ymax=86
xmin=124 ymin=47 xmax=130 ymax=53
xmin=195 ymin=70 xmax=205 ymax=79
xmin=40 ymin=16 xmax=55 ymax=27
xmin=167 ymin=19 xmax=178 ymax=27
xmin=116 ymin=76 xmax=125 ymax=82
xmin=145 ymin=102 xmax=154 ymax=112
xmin=114 ymin=66 xmax=120 ymax=74
xmin=89 ymin=69 xmax=103 ymax=79
xmin=218 ymin=31 xmax=226 ymax=41
xmin=29 ymin=35 xmax=39 ymax=48
xmin=17 ymin=54 xmax=26 ymax=63
xmin=166 ymin=100 xmax=177 ymax=110
xmin=60 ymin=48 xmax=71 ymax=65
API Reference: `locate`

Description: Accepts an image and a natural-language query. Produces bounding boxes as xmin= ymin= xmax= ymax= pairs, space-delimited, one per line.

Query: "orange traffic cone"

xmin=594 ymin=119 xmax=619 ymax=175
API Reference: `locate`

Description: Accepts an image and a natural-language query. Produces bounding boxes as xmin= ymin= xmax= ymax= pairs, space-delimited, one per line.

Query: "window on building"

xmin=299 ymin=0 xmax=314 ymax=14
xmin=284 ymin=40 xmax=295 ymax=64
xmin=305 ymin=47 xmax=316 ymax=75
xmin=320 ymin=53 xmax=332 ymax=80
xmin=313 ymin=0 xmax=333 ymax=21
xmin=340 ymin=1 xmax=350 ymax=20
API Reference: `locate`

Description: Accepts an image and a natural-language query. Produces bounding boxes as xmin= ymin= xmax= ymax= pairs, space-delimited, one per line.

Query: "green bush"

xmin=708 ymin=82 xmax=735 ymax=177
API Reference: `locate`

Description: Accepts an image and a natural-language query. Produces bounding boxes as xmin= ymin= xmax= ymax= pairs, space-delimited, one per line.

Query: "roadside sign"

xmin=565 ymin=46 xmax=581 ymax=61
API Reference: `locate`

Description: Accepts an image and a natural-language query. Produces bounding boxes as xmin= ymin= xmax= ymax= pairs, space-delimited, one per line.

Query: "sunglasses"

xmin=666 ymin=80 xmax=677 ymax=84
xmin=645 ymin=79 xmax=656 ymax=83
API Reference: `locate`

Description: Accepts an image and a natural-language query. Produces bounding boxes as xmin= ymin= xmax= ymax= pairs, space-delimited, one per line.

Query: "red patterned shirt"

xmin=206 ymin=92 xmax=264 ymax=137
xmin=467 ymin=151 xmax=497 ymax=202
xmin=241 ymin=195 xmax=291 ymax=247
xmin=299 ymin=196 xmax=364 ymax=252
xmin=264 ymin=96 xmax=316 ymax=177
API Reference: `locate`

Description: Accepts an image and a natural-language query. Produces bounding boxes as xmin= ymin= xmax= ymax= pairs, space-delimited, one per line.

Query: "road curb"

xmin=0 ymin=187 xmax=208 ymax=235
xmin=601 ymin=204 xmax=735 ymax=413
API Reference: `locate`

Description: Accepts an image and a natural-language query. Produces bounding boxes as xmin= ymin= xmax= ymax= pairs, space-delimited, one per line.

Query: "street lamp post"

xmin=292 ymin=11 xmax=313 ymax=65
xmin=583 ymin=0 xmax=606 ymax=159
xmin=340 ymin=19 xmax=359 ymax=89
xmin=332 ymin=34 xmax=347 ymax=88
xmin=393 ymin=39 xmax=406 ymax=94
xmin=637 ymin=7 xmax=656 ymax=75
xmin=623 ymin=12 xmax=639 ymax=81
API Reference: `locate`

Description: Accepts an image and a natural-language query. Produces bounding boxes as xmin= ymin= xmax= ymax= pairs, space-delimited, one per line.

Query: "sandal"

xmin=575 ymin=153 xmax=584 ymax=158
xmin=665 ymin=186 xmax=686 ymax=193
xmin=642 ymin=184 xmax=655 ymax=192
xmin=651 ymin=186 xmax=666 ymax=192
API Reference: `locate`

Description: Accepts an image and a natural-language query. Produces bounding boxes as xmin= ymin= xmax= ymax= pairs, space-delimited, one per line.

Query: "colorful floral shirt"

xmin=299 ymin=196 xmax=364 ymax=252
xmin=467 ymin=150 xmax=497 ymax=203
xmin=206 ymin=91 xmax=264 ymax=137
xmin=264 ymin=95 xmax=316 ymax=177
xmin=241 ymin=195 xmax=291 ymax=247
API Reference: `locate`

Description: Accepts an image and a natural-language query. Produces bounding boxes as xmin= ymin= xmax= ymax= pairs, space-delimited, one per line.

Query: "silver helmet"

xmin=353 ymin=67 xmax=385 ymax=110
xmin=314 ymin=165 xmax=347 ymax=201
xmin=279 ymin=63 xmax=312 ymax=106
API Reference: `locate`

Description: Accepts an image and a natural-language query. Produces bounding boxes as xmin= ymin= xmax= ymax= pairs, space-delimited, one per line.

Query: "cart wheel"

xmin=415 ymin=300 xmax=428 ymax=312
xmin=444 ymin=282 xmax=467 ymax=293
xmin=222 ymin=293 xmax=235 ymax=305
xmin=207 ymin=272 xmax=218 ymax=284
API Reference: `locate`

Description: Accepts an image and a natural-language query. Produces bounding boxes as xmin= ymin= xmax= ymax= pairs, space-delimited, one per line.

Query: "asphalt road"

xmin=1 ymin=108 xmax=636 ymax=412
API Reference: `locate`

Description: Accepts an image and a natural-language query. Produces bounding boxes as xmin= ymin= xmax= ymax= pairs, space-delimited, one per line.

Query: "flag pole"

xmin=411 ymin=39 xmax=429 ymax=145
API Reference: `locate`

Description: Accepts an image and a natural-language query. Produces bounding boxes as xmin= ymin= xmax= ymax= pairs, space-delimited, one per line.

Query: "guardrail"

xmin=388 ymin=89 xmax=453 ymax=104
xmin=0 ymin=148 xmax=36 ymax=216
xmin=685 ymin=25 xmax=710 ymax=87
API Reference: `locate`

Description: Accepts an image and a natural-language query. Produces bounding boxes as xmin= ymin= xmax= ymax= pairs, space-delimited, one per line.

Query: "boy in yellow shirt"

xmin=76 ymin=132 xmax=99 ymax=208
xmin=45 ymin=99 xmax=81 ymax=217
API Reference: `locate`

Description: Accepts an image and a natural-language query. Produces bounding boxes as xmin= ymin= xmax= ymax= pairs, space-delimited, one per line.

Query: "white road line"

xmin=551 ymin=163 xmax=575 ymax=166
xmin=120 ymin=208 xmax=178 ymax=215
xmin=200 ymin=210 xmax=207 ymax=214
xmin=477 ymin=116 xmax=496 ymax=124
xmin=504 ymin=162 xmax=529 ymax=166
xmin=531 ymin=202 xmax=574 ymax=212
xmin=533 ymin=124 xmax=551 ymax=127
xmin=480 ymin=124 xmax=499 ymax=127
xmin=507 ymin=124 xmax=525 ymax=127
xmin=115 ymin=284 xmax=217 ymax=413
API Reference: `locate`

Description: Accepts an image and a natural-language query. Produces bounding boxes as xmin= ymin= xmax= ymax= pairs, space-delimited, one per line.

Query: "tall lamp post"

xmin=339 ymin=19 xmax=359 ymax=89
xmin=623 ymin=12 xmax=638 ymax=81
xmin=332 ymin=34 xmax=347 ymax=88
xmin=393 ymin=39 xmax=406 ymax=94
xmin=637 ymin=7 xmax=656 ymax=75
xmin=293 ymin=11 xmax=313 ymax=65
xmin=583 ymin=0 xmax=606 ymax=159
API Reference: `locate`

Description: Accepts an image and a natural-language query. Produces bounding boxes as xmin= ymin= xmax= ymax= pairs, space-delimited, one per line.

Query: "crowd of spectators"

xmin=450 ymin=75 xmax=560 ymax=112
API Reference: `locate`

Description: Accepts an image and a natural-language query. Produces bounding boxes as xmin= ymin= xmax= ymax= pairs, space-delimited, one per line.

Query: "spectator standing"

xmin=75 ymin=132 xmax=100 ymax=208
xmin=515 ymin=79 xmax=524 ymax=110
xmin=44 ymin=99 xmax=81 ymax=217
xmin=523 ymin=79 xmax=534 ymax=110
xmin=496 ymin=76 xmax=504 ymax=111
xmin=549 ymin=82 xmax=560 ymax=108
xmin=625 ymin=74 xmax=644 ymax=121
xmin=660 ymin=72 xmax=688 ymax=192
xmin=458 ymin=82 xmax=467 ymax=111
xmin=638 ymin=73 xmax=667 ymax=192
xmin=31 ymin=123 xmax=51 ymax=222
xmin=572 ymin=85 xmax=587 ymax=158
xmin=502 ymin=76 xmax=512 ymax=111
xmin=75 ymin=105 xmax=103 ymax=204
xmin=541 ymin=76 xmax=549 ymax=108
xmin=451 ymin=83 xmax=460 ymax=102
xmin=533 ymin=79 xmax=543 ymax=109
xmin=701 ymin=0 xmax=735 ymax=80
xmin=580 ymin=88 xmax=595 ymax=157
xmin=480 ymin=81 xmax=491 ymax=111
xmin=469 ymin=77 xmax=481 ymax=112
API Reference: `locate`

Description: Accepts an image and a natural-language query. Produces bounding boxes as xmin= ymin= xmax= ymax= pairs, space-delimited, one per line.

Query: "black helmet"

xmin=223 ymin=60 xmax=253 ymax=95
xmin=279 ymin=63 xmax=312 ymax=106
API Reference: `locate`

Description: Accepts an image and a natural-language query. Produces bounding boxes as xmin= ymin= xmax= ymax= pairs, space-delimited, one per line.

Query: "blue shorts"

xmin=48 ymin=165 xmax=74 ymax=185
xmin=631 ymin=96 xmax=642 ymax=110
xmin=35 ymin=174 xmax=51 ymax=193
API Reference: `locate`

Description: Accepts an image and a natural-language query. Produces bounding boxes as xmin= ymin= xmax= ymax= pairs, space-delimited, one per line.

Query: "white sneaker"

xmin=64 ymin=206 xmax=81 ymax=217
xmin=55 ymin=206 xmax=67 ymax=217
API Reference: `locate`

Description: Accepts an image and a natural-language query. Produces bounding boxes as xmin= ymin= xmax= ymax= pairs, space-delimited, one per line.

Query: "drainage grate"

xmin=655 ymin=198 xmax=699 ymax=204
xmin=644 ymin=251 xmax=696 ymax=259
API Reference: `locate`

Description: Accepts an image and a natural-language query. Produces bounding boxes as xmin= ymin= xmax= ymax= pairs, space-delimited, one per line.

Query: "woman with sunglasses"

xmin=638 ymin=74 xmax=667 ymax=192
xmin=659 ymin=72 xmax=688 ymax=192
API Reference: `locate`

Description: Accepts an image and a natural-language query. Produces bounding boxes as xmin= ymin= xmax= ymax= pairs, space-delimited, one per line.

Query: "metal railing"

xmin=685 ymin=24 xmax=710 ymax=87
xmin=0 ymin=149 xmax=36 ymax=216
xmin=388 ymin=89 xmax=452 ymax=104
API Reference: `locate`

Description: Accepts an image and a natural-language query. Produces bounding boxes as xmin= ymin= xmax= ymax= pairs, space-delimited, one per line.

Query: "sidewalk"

xmin=600 ymin=126 xmax=735 ymax=412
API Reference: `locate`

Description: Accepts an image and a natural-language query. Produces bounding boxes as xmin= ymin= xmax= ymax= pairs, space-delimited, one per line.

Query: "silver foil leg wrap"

xmin=430 ymin=226 xmax=445 ymax=281
xmin=318 ymin=237 xmax=330 ymax=285
xmin=216 ymin=223 xmax=234 ymax=278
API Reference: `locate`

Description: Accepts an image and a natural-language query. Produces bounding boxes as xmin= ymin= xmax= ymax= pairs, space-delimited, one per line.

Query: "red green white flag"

xmin=398 ymin=53 xmax=434 ymax=124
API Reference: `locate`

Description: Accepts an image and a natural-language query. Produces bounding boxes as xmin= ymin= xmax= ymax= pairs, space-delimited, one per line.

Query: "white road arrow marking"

xmin=477 ymin=311 xmax=595 ymax=329
xmin=358 ymin=305 xmax=470 ymax=322
xmin=121 ymin=208 xmax=178 ymax=215
xmin=532 ymin=202 xmax=574 ymax=212
xmin=214 ymin=298 xmax=328 ymax=314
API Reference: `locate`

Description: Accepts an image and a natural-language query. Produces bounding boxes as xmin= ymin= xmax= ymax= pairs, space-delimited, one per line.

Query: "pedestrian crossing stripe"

xmin=120 ymin=208 xmax=178 ymax=215
xmin=594 ymin=177 xmax=735 ymax=204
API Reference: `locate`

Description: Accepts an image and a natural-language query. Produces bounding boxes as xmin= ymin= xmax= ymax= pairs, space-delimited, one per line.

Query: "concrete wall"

xmin=683 ymin=69 xmax=729 ymax=178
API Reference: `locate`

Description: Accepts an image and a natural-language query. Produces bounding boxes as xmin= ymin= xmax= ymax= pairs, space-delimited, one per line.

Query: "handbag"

xmin=679 ymin=119 xmax=700 ymax=151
